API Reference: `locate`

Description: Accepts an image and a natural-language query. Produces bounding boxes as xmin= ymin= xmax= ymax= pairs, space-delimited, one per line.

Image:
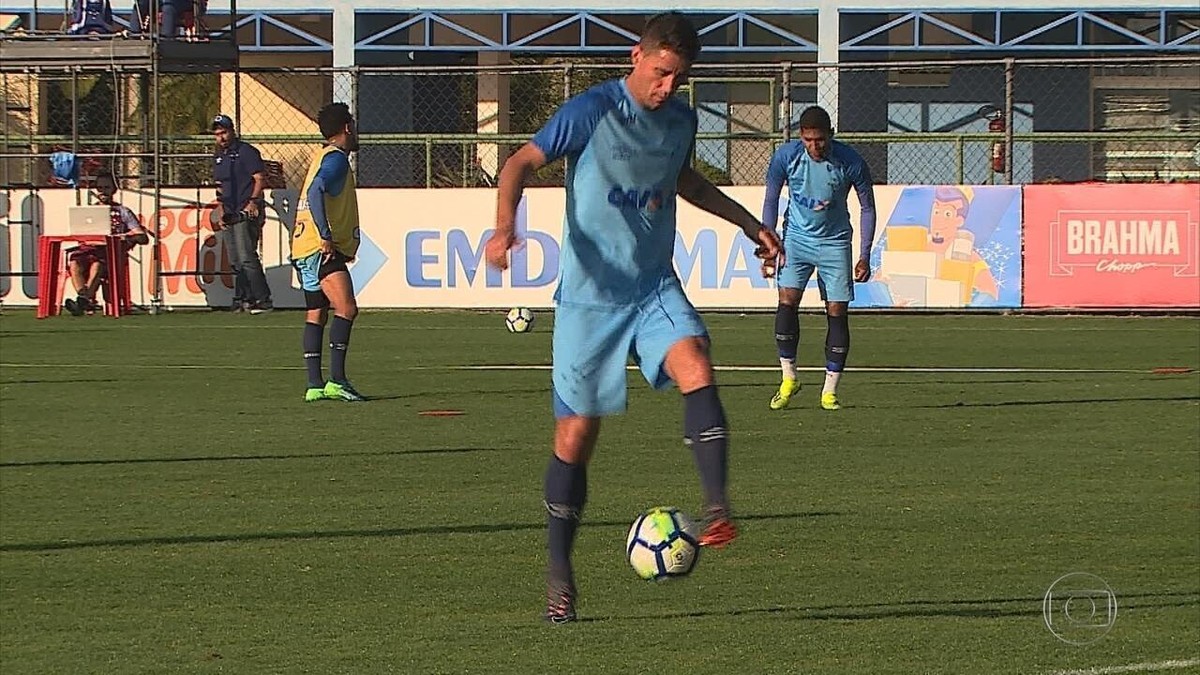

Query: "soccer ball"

xmin=626 ymin=507 xmax=701 ymax=580
xmin=505 ymin=307 xmax=534 ymax=333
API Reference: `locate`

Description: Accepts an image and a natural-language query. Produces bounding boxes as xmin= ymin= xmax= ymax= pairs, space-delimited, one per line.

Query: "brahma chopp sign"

xmin=1023 ymin=183 xmax=1200 ymax=308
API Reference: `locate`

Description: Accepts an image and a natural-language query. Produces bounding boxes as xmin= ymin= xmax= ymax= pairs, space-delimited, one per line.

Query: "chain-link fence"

xmin=4 ymin=57 xmax=1199 ymax=191
xmin=1015 ymin=60 xmax=1200 ymax=183
xmin=1 ymin=66 xmax=214 ymax=190
xmin=829 ymin=58 xmax=1200 ymax=186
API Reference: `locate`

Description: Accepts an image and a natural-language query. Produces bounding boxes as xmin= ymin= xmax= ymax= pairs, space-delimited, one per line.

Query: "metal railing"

xmin=5 ymin=56 xmax=1199 ymax=190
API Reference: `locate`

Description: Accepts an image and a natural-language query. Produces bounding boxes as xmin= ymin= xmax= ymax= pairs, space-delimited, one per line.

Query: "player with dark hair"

xmin=64 ymin=170 xmax=149 ymax=316
xmin=291 ymin=102 xmax=366 ymax=402
xmin=763 ymin=105 xmax=877 ymax=411
xmin=485 ymin=11 xmax=782 ymax=624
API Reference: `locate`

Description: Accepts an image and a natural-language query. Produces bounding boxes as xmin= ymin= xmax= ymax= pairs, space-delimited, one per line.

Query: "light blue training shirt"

xmin=531 ymin=78 xmax=697 ymax=306
xmin=762 ymin=139 xmax=877 ymax=259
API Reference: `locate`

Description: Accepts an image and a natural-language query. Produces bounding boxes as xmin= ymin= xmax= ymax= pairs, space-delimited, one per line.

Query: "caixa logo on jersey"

xmin=608 ymin=185 xmax=664 ymax=212
xmin=794 ymin=195 xmax=829 ymax=211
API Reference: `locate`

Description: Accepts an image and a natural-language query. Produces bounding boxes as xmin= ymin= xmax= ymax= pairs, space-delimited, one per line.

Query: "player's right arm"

xmin=487 ymin=143 xmax=548 ymax=271
xmin=487 ymin=89 xmax=609 ymax=271
xmin=761 ymin=144 xmax=793 ymax=234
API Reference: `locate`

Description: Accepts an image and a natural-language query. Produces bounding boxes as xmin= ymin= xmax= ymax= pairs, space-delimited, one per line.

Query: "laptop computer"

xmin=67 ymin=206 xmax=114 ymax=235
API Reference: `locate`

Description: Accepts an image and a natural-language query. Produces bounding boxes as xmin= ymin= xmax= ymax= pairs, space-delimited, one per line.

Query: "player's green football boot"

xmin=769 ymin=378 xmax=800 ymax=410
xmin=324 ymin=380 xmax=368 ymax=402
xmin=304 ymin=387 xmax=327 ymax=402
xmin=820 ymin=392 xmax=841 ymax=411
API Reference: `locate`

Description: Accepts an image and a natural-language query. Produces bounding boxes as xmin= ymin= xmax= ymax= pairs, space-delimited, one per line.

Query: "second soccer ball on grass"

xmin=505 ymin=307 xmax=534 ymax=333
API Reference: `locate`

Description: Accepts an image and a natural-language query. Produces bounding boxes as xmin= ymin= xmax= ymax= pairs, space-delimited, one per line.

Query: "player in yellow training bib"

xmin=291 ymin=102 xmax=366 ymax=402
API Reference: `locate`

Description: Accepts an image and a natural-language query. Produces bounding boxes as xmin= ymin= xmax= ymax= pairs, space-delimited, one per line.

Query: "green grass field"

xmin=1 ymin=310 xmax=1198 ymax=674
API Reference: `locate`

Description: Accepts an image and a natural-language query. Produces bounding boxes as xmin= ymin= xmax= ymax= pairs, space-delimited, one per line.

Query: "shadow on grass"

xmin=0 ymin=446 xmax=498 ymax=469
xmin=0 ymin=511 xmax=839 ymax=553
xmin=577 ymin=589 xmax=1200 ymax=624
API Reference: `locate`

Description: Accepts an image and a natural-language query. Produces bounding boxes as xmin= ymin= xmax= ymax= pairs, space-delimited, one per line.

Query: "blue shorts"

xmin=552 ymin=277 xmax=708 ymax=418
xmin=777 ymin=238 xmax=854 ymax=303
xmin=292 ymin=250 xmax=349 ymax=292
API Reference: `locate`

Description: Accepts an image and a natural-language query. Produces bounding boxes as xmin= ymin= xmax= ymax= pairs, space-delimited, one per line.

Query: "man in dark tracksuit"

xmin=212 ymin=113 xmax=273 ymax=313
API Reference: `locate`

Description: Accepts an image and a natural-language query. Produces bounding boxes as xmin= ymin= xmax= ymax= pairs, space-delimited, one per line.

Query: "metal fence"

xmin=4 ymin=56 xmax=1198 ymax=191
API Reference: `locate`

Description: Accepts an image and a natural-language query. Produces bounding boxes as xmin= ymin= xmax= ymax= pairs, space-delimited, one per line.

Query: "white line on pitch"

xmin=450 ymin=365 xmax=1172 ymax=374
xmin=0 ymin=363 xmax=1191 ymax=375
xmin=1048 ymin=658 xmax=1200 ymax=675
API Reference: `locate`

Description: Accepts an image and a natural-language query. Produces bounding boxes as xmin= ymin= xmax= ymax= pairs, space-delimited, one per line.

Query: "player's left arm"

xmin=489 ymin=89 xmax=603 ymax=271
xmin=849 ymin=154 xmax=877 ymax=282
xmin=677 ymin=165 xmax=780 ymax=268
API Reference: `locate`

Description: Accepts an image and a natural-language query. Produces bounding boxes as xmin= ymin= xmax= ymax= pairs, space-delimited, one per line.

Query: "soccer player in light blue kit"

xmin=485 ymin=13 xmax=782 ymax=624
xmin=764 ymin=105 xmax=877 ymax=411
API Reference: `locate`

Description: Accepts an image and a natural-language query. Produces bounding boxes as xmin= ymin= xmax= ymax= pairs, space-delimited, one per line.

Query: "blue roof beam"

xmin=840 ymin=9 xmax=1200 ymax=52
xmin=354 ymin=11 xmax=816 ymax=53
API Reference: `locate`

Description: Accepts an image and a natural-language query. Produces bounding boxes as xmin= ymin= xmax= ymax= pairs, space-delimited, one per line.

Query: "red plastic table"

xmin=36 ymin=234 xmax=132 ymax=319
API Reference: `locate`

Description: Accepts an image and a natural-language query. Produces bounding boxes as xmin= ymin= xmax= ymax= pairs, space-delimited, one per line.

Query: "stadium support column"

xmin=333 ymin=5 xmax=355 ymax=175
xmin=816 ymin=1 xmax=839 ymax=127
xmin=333 ymin=6 xmax=355 ymax=118
xmin=477 ymin=52 xmax=510 ymax=185
xmin=834 ymin=9 xmax=888 ymax=183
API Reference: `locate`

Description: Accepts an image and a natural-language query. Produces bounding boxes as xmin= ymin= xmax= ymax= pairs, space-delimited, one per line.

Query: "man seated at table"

xmin=65 ymin=170 xmax=149 ymax=316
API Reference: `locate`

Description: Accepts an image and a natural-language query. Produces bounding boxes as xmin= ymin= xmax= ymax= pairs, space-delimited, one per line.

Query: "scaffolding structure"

xmin=1 ymin=1 xmax=240 ymax=311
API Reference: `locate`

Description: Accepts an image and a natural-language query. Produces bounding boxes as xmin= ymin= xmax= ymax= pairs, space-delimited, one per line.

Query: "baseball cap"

xmin=211 ymin=114 xmax=235 ymax=130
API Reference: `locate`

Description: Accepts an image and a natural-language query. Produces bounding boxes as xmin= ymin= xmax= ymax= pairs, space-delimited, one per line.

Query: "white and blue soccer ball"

xmin=626 ymin=507 xmax=701 ymax=580
xmin=505 ymin=307 xmax=534 ymax=333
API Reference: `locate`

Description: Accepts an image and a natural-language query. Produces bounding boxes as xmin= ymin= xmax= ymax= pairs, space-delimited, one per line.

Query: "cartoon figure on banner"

xmin=927 ymin=187 xmax=998 ymax=299
xmin=860 ymin=186 xmax=1020 ymax=308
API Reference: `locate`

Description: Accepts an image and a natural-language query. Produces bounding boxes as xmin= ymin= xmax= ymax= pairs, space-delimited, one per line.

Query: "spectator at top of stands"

xmin=66 ymin=0 xmax=119 ymax=36
xmin=130 ymin=0 xmax=203 ymax=38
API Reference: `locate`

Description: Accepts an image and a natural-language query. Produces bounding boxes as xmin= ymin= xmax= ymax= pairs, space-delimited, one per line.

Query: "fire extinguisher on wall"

xmin=981 ymin=104 xmax=1006 ymax=174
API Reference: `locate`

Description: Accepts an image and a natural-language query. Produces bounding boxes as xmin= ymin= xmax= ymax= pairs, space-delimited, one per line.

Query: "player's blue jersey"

xmin=531 ymin=78 xmax=697 ymax=306
xmin=765 ymin=140 xmax=875 ymax=246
